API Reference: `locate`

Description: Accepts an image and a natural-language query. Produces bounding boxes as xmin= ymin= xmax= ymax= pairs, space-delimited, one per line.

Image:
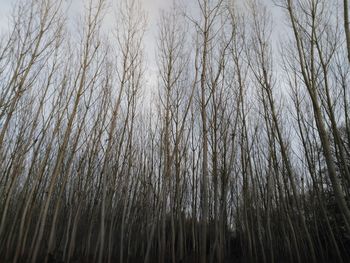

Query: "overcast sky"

xmin=0 ymin=0 xmax=280 ymax=49
xmin=0 ymin=0 xmax=11 ymax=31
xmin=0 ymin=0 xmax=174 ymax=31
xmin=0 ymin=0 xmax=281 ymax=91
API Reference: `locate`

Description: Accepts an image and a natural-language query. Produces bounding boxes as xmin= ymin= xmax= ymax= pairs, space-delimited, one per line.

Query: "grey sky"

xmin=0 ymin=0 xmax=280 ymax=89
xmin=0 ymin=0 xmax=11 ymax=31
xmin=0 ymin=0 xmax=280 ymax=44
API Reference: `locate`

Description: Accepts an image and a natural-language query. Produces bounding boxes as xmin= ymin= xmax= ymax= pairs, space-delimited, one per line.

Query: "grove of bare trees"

xmin=0 ymin=0 xmax=350 ymax=262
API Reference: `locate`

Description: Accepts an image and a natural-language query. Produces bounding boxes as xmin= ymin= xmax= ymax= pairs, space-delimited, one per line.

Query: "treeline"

xmin=0 ymin=0 xmax=350 ymax=262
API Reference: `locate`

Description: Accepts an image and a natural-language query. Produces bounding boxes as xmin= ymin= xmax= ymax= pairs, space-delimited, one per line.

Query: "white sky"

xmin=0 ymin=0 xmax=11 ymax=31
xmin=0 ymin=0 xmax=281 ymax=92
xmin=0 ymin=0 xmax=173 ymax=30
xmin=0 ymin=0 xmax=174 ymax=69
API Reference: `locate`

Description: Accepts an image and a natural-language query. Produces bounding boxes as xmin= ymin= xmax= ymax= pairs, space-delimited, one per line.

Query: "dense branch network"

xmin=0 ymin=0 xmax=349 ymax=262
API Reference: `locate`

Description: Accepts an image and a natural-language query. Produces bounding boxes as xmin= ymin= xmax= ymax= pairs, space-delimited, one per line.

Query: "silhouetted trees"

xmin=0 ymin=0 xmax=350 ymax=262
